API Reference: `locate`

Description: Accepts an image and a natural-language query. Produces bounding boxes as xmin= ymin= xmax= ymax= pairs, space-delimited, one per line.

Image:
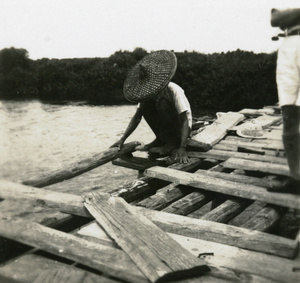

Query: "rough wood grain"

xmin=144 ymin=167 xmax=300 ymax=209
xmin=112 ymin=156 xmax=166 ymax=171
xmin=77 ymin=221 xmax=298 ymax=283
xmin=22 ymin=141 xmax=140 ymax=188
xmin=188 ymin=112 xmax=244 ymax=150
xmin=136 ymin=184 xmax=192 ymax=210
xmin=227 ymin=201 xmax=268 ymax=227
xmin=0 ymin=218 xmax=148 ymax=283
xmin=188 ymin=149 xmax=287 ymax=165
xmin=0 ymin=254 xmax=117 ymax=283
xmin=109 ymin=158 xmax=202 ymax=203
xmin=219 ymin=139 xmax=284 ymax=151
xmin=213 ymin=143 xmax=285 ymax=157
xmin=0 ymin=180 xmax=297 ymax=258
xmin=162 ymin=190 xmax=214 ymax=215
xmin=84 ymin=192 xmax=210 ymax=283
xmin=241 ymin=205 xmax=284 ymax=232
xmin=200 ymin=198 xmax=251 ymax=223
xmin=193 ymin=168 xmax=283 ymax=189
xmin=223 ymin=157 xmax=290 ymax=177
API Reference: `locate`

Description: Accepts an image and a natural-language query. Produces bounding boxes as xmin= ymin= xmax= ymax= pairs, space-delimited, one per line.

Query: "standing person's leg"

xmin=282 ymin=105 xmax=300 ymax=181
xmin=268 ymin=37 xmax=300 ymax=192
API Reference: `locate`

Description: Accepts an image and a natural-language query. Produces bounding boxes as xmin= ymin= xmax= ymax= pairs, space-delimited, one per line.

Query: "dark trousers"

xmin=141 ymin=98 xmax=181 ymax=146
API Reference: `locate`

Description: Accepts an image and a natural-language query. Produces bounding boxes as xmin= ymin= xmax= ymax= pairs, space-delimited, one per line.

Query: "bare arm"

xmin=271 ymin=8 xmax=300 ymax=29
xmin=175 ymin=112 xmax=190 ymax=163
xmin=110 ymin=107 xmax=142 ymax=149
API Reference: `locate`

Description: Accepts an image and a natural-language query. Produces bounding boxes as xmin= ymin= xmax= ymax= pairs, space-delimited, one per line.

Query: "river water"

xmin=0 ymin=100 xmax=156 ymax=192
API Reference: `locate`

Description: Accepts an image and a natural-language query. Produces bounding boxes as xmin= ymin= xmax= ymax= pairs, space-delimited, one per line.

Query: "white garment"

xmin=138 ymin=82 xmax=193 ymax=128
xmin=276 ymin=35 xmax=300 ymax=106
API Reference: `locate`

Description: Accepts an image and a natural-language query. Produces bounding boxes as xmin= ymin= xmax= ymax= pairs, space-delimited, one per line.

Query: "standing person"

xmin=269 ymin=8 xmax=300 ymax=192
xmin=110 ymin=50 xmax=192 ymax=164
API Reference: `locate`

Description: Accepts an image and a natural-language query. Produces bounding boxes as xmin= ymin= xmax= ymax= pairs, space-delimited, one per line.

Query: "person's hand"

xmin=175 ymin=147 xmax=189 ymax=163
xmin=110 ymin=139 xmax=124 ymax=150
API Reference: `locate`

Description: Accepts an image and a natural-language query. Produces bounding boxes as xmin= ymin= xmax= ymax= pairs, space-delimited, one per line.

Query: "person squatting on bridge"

xmin=270 ymin=8 xmax=300 ymax=193
xmin=110 ymin=50 xmax=192 ymax=164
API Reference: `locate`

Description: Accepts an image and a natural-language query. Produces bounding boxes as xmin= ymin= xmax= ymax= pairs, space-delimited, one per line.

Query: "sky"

xmin=0 ymin=0 xmax=299 ymax=60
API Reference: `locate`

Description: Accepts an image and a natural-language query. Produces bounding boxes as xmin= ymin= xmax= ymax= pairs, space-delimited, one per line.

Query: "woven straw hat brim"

xmin=123 ymin=50 xmax=177 ymax=102
xmin=236 ymin=129 xmax=266 ymax=139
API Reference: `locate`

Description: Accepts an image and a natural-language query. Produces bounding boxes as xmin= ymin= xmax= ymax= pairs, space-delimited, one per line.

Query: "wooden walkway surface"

xmin=0 ymin=106 xmax=300 ymax=282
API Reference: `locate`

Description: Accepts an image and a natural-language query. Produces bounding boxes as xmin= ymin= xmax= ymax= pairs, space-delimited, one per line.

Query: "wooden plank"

xmin=188 ymin=112 xmax=244 ymax=150
xmin=200 ymin=198 xmax=251 ymax=223
xmin=188 ymin=149 xmax=287 ymax=164
xmin=214 ymin=143 xmax=285 ymax=157
xmin=241 ymin=206 xmax=284 ymax=232
xmin=239 ymin=108 xmax=276 ymax=116
xmin=223 ymin=157 xmax=290 ymax=177
xmin=109 ymin=158 xmax=203 ymax=203
xmin=22 ymin=141 xmax=140 ymax=188
xmin=0 ymin=254 xmax=117 ymax=283
xmin=84 ymin=192 xmax=210 ymax=283
xmin=219 ymin=139 xmax=284 ymax=151
xmin=144 ymin=167 xmax=300 ymax=209
xmin=78 ymin=220 xmax=298 ymax=283
xmin=136 ymin=164 xmax=223 ymax=210
xmin=193 ymin=168 xmax=283 ymax=189
xmin=0 ymin=180 xmax=297 ymax=258
xmin=136 ymin=184 xmax=192 ymax=210
xmin=188 ymin=196 xmax=226 ymax=219
xmin=162 ymin=190 xmax=214 ymax=215
xmin=0 ymin=218 xmax=148 ymax=283
xmin=255 ymin=115 xmax=282 ymax=129
xmin=112 ymin=156 xmax=166 ymax=171
xmin=227 ymin=201 xmax=268 ymax=227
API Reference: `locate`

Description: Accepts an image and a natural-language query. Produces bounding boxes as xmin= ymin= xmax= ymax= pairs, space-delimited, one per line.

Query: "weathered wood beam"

xmin=192 ymin=168 xmax=283 ymax=189
xmin=0 ymin=254 xmax=118 ymax=283
xmin=188 ymin=112 xmax=244 ymax=151
xmin=108 ymin=158 xmax=202 ymax=203
xmin=162 ymin=190 xmax=214 ymax=215
xmin=22 ymin=141 xmax=141 ymax=188
xmin=219 ymin=139 xmax=284 ymax=151
xmin=223 ymin=157 xmax=290 ymax=177
xmin=84 ymin=192 xmax=210 ymax=283
xmin=227 ymin=201 xmax=268 ymax=227
xmin=144 ymin=167 xmax=300 ymax=209
xmin=188 ymin=149 xmax=287 ymax=165
xmin=0 ymin=218 xmax=147 ymax=283
xmin=136 ymin=184 xmax=193 ymax=210
xmin=213 ymin=143 xmax=285 ymax=157
xmin=0 ymin=180 xmax=297 ymax=258
xmin=78 ymin=221 xmax=299 ymax=283
xmin=200 ymin=198 xmax=251 ymax=223
xmin=112 ymin=156 xmax=166 ymax=171
xmin=240 ymin=205 xmax=284 ymax=232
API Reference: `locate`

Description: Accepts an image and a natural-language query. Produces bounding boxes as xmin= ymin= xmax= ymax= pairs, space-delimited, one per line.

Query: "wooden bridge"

xmin=0 ymin=106 xmax=299 ymax=282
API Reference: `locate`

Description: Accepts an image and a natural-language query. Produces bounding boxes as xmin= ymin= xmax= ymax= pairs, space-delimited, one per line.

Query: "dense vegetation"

xmin=0 ymin=47 xmax=278 ymax=111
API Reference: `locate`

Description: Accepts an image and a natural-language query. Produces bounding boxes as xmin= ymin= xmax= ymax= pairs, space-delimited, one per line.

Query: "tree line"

xmin=0 ymin=47 xmax=278 ymax=111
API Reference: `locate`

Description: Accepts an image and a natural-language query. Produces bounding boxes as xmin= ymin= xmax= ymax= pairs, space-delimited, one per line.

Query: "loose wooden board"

xmin=0 ymin=180 xmax=297 ymax=258
xmin=0 ymin=254 xmax=117 ymax=283
xmin=22 ymin=141 xmax=140 ymax=188
xmin=144 ymin=167 xmax=300 ymax=209
xmin=0 ymin=218 xmax=147 ymax=283
xmin=77 ymin=220 xmax=299 ymax=283
xmin=84 ymin=192 xmax=210 ymax=283
xmin=188 ymin=112 xmax=244 ymax=150
xmin=188 ymin=149 xmax=287 ymax=165
xmin=223 ymin=157 xmax=290 ymax=177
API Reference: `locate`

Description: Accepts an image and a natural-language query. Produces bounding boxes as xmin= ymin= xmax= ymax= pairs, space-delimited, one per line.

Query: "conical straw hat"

xmin=123 ymin=50 xmax=177 ymax=102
